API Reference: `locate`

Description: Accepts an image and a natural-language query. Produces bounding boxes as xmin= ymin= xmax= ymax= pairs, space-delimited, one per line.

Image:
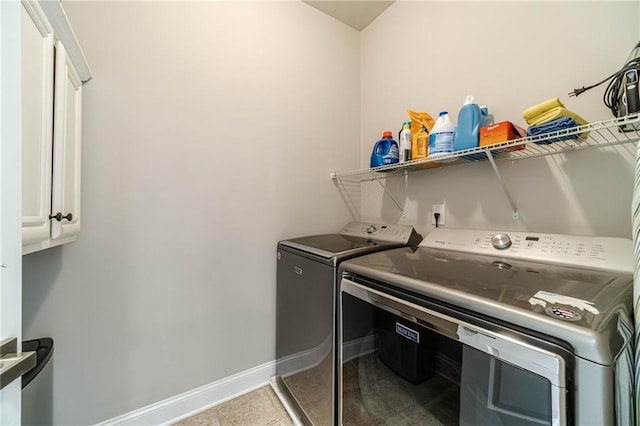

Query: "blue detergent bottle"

xmin=370 ymin=131 xmax=399 ymax=167
xmin=453 ymin=95 xmax=482 ymax=152
xmin=480 ymin=105 xmax=494 ymax=128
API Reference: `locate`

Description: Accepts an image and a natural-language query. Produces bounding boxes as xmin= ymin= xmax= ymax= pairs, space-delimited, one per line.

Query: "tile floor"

xmin=173 ymin=386 xmax=293 ymax=426
xmin=174 ymin=352 xmax=459 ymax=425
xmin=342 ymin=353 xmax=459 ymax=426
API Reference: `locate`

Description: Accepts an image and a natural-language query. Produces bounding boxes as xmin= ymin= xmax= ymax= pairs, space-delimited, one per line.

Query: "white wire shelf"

xmin=330 ymin=113 xmax=640 ymax=182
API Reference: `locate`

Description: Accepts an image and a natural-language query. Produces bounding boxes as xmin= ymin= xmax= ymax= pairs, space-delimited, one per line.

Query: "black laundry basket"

xmin=22 ymin=338 xmax=54 ymax=425
xmin=376 ymin=309 xmax=437 ymax=384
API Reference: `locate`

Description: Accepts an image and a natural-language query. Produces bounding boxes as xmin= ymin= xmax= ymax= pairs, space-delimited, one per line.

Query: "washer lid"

xmin=279 ymin=222 xmax=421 ymax=259
xmin=280 ymin=234 xmax=397 ymax=259
xmin=340 ymin=247 xmax=633 ymax=365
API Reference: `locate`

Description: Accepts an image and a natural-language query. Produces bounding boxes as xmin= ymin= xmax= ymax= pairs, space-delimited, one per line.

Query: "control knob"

xmin=491 ymin=233 xmax=512 ymax=250
xmin=365 ymin=224 xmax=377 ymax=234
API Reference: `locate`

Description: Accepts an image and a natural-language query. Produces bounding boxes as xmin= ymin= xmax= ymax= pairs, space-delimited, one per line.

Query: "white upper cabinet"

xmin=21 ymin=2 xmax=54 ymax=246
xmin=51 ymin=42 xmax=83 ymax=240
xmin=22 ymin=1 xmax=91 ymax=255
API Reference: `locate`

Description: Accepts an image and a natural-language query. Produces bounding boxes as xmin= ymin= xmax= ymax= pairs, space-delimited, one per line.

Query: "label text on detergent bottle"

xmin=383 ymin=144 xmax=399 ymax=164
xmin=429 ymin=132 xmax=455 ymax=155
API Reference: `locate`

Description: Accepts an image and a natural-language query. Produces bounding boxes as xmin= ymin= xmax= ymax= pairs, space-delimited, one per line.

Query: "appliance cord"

xmin=569 ymin=43 xmax=640 ymax=118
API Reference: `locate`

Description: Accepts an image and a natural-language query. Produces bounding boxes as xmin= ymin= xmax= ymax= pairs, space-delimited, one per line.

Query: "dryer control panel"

xmin=340 ymin=222 xmax=420 ymax=244
xmin=421 ymin=228 xmax=633 ymax=273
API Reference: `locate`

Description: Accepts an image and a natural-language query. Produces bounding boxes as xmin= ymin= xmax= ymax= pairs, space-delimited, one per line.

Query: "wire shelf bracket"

xmin=486 ymin=150 xmax=519 ymax=220
xmin=373 ymin=172 xmax=406 ymax=218
xmin=331 ymin=169 xmax=407 ymax=219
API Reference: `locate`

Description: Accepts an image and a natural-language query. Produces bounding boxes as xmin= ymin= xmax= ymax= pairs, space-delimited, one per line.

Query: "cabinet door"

xmin=1 ymin=2 xmax=25 ymax=423
xmin=21 ymin=2 xmax=54 ymax=245
xmin=51 ymin=41 xmax=82 ymax=240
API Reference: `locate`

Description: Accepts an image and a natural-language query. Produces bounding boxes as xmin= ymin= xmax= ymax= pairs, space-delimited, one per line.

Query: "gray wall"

xmin=21 ymin=1 xmax=639 ymax=424
xmin=359 ymin=1 xmax=639 ymax=238
xmin=21 ymin=2 xmax=359 ymax=424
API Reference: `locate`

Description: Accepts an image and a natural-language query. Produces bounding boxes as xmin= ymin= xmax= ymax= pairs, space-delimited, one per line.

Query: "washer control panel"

xmin=421 ymin=228 xmax=632 ymax=273
xmin=340 ymin=222 xmax=419 ymax=244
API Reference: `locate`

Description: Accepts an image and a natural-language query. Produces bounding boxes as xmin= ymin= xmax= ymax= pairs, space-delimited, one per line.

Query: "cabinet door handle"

xmin=49 ymin=212 xmax=73 ymax=222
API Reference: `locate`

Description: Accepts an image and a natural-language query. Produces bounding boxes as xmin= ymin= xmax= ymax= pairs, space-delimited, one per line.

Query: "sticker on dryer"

xmin=396 ymin=322 xmax=420 ymax=343
xmin=544 ymin=306 xmax=583 ymax=322
xmin=528 ymin=290 xmax=599 ymax=315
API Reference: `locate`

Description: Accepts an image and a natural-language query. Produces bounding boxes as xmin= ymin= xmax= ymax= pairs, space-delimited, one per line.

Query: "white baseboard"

xmin=95 ymin=336 xmax=376 ymax=426
xmin=274 ymin=333 xmax=332 ymax=377
xmin=95 ymin=361 xmax=276 ymax=426
xmin=342 ymin=334 xmax=376 ymax=364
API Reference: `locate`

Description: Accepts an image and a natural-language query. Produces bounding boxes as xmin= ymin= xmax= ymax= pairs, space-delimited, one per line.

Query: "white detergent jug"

xmin=428 ymin=111 xmax=455 ymax=159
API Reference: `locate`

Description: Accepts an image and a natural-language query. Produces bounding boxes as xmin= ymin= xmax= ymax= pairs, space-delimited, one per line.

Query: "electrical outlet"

xmin=432 ymin=204 xmax=445 ymax=226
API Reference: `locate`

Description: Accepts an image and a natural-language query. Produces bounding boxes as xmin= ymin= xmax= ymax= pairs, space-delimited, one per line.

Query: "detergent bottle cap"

xmin=480 ymin=105 xmax=488 ymax=114
xmin=464 ymin=95 xmax=475 ymax=105
xmin=439 ymin=111 xmax=448 ymax=117
xmin=402 ymin=121 xmax=411 ymax=129
xmin=382 ymin=131 xmax=393 ymax=138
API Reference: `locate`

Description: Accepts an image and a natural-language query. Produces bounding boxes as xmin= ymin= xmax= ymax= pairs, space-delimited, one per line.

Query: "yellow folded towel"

xmin=527 ymin=107 xmax=588 ymax=127
xmin=522 ymin=98 xmax=564 ymax=122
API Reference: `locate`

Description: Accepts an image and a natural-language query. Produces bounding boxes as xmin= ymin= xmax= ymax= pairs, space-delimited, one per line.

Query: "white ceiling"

xmin=303 ymin=1 xmax=395 ymax=31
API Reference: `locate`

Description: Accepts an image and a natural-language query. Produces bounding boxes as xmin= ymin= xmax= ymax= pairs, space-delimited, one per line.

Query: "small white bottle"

xmin=399 ymin=121 xmax=412 ymax=163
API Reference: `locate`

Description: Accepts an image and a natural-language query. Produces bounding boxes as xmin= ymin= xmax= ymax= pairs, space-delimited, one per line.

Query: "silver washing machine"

xmin=274 ymin=222 xmax=421 ymax=425
xmin=338 ymin=228 xmax=634 ymax=426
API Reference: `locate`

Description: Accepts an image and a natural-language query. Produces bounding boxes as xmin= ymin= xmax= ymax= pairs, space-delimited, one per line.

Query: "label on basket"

xmin=395 ymin=322 xmax=420 ymax=343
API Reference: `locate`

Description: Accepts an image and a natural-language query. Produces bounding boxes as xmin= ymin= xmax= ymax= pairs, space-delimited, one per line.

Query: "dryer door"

xmin=340 ymin=278 xmax=568 ymax=426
